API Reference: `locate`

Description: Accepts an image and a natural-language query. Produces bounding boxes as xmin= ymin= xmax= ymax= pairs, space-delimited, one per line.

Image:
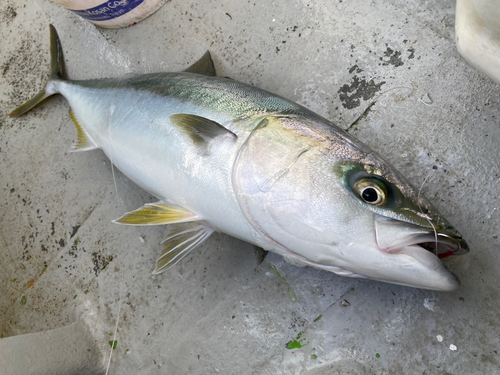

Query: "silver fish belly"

xmin=10 ymin=25 xmax=469 ymax=291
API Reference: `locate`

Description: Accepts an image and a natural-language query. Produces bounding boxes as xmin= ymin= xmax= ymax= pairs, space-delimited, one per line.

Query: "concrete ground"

xmin=0 ymin=0 xmax=499 ymax=374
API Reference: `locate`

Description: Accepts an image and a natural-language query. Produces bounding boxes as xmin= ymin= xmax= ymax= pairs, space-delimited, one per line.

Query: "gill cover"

xmin=232 ymin=116 xmax=341 ymax=259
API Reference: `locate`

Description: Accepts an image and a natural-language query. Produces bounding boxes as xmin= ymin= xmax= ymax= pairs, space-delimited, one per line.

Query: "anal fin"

xmin=69 ymin=109 xmax=98 ymax=152
xmin=254 ymin=246 xmax=268 ymax=265
xmin=154 ymin=222 xmax=214 ymax=273
xmin=113 ymin=201 xmax=198 ymax=226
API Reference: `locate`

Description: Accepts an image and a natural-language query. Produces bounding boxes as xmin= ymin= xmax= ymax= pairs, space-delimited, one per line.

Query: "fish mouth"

xmin=375 ymin=216 xmax=469 ymax=259
xmin=368 ymin=216 xmax=469 ymax=290
xmin=385 ymin=233 xmax=469 ymax=259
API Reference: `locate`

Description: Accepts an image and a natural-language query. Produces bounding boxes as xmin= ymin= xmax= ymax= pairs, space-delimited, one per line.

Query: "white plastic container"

xmin=455 ymin=0 xmax=500 ymax=84
xmin=52 ymin=0 xmax=169 ymax=28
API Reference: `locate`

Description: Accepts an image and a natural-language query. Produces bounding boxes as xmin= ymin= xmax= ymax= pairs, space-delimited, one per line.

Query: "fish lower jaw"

xmin=361 ymin=245 xmax=460 ymax=291
xmin=388 ymin=244 xmax=443 ymax=269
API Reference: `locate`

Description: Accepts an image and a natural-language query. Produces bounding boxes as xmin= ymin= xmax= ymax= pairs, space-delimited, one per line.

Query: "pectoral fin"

xmin=154 ymin=222 xmax=214 ymax=273
xmin=69 ymin=109 xmax=98 ymax=152
xmin=183 ymin=51 xmax=216 ymax=77
xmin=254 ymin=246 xmax=269 ymax=264
xmin=170 ymin=113 xmax=237 ymax=148
xmin=113 ymin=201 xmax=198 ymax=225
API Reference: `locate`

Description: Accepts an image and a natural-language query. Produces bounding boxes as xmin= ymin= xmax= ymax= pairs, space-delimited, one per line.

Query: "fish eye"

xmin=354 ymin=179 xmax=387 ymax=206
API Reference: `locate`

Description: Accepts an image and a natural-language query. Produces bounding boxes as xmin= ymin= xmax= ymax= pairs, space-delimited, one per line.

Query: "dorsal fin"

xmin=170 ymin=114 xmax=237 ymax=148
xmin=183 ymin=51 xmax=216 ymax=76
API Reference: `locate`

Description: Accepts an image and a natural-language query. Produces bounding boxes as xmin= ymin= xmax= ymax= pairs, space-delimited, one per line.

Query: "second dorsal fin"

xmin=183 ymin=51 xmax=217 ymax=76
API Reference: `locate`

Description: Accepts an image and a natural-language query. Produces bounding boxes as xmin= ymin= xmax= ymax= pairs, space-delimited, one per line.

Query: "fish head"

xmin=329 ymin=157 xmax=469 ymax=291
xmin=233 ymin=115 xmax=468 ymax=291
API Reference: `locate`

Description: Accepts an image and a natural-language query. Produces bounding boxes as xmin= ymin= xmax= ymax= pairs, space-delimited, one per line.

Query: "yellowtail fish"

xmin=10 ymin=26 xmax=469 ymax=291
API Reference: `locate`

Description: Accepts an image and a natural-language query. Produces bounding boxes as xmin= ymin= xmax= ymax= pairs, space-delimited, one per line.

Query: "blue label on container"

xmin=70 ymin=0 xmax=144 ymax=22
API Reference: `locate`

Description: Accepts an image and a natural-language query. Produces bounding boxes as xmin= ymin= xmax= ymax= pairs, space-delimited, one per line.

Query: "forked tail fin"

xmin=9 ymin=24 xmax=67 ymax=117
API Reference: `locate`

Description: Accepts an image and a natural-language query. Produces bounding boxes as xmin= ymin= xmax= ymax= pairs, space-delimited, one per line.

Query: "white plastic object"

xmin=51 ymin=0 xmax=169 ymax=28
xmin=455 ymin=0 xmax=500 ymax=84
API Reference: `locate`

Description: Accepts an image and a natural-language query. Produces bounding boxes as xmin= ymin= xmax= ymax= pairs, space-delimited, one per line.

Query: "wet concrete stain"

xmin=338 ymin=75 xmax=386 ymax=109
xmin=68 ymin=240 xmax=80 ymax=258
xmin=348 ymin=64 xmax=363 ymax=74
xmin=382 ymin=47 xmax=404 ymax=67
xmin=1 ymin=31 xmax=48 ymax=107
xmin=0 ymin=6 xmax=16 ymax=25
xmin=408 ymin=48 xmax=415 ymax=59
xmin=91 ymin=251 xmax=114 ymax=277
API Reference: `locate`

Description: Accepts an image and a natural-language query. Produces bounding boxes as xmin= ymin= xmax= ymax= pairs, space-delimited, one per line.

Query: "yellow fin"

xmin=113 ymin=201 xmax=198 ymax=226
xmin=9 ymin=91 xmax=51 ymax=117
xmin=69 ymin=109 xmax=98 ymax=152
xmin=183 ymin=51 xmax=216 ymax=77
xmin=153 ymin=222 xmax=214 ymax=273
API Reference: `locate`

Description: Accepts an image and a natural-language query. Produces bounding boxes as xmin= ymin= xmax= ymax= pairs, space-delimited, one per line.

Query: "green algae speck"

xmin=285 ymin=331 xmax=309 ymax=350
xmin=286 ymin=340 xmax=303 ymax=349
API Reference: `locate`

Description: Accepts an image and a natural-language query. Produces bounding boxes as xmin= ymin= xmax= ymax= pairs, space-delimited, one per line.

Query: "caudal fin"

xmin=9 ymin=24 xmax=67 ymax=117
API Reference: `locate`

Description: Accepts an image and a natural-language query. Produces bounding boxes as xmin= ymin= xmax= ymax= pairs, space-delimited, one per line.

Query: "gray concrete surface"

xmin=0 ymin=320 xmax=103 ymax=375
xmin=0 ymin=0 xmax=499 ymax=374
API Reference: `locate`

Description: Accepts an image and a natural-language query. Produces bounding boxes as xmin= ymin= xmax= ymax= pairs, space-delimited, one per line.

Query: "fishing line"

xmin=105 ymin=275 xmax=125 ymax=375
xmin=109 ymin=144 xmax=121 ymax=204
xmin=104 ymin=77 xmax=132 ymax=374
xmin=108 ymin=82 xmax=123 ymax=207
xmin=376 ymin=85 xmax=413 ymax=98
xmin=418 ymin=169 xmax=439 ymax=256
xmin=108 ymin=74 xmax=140 ymax=206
